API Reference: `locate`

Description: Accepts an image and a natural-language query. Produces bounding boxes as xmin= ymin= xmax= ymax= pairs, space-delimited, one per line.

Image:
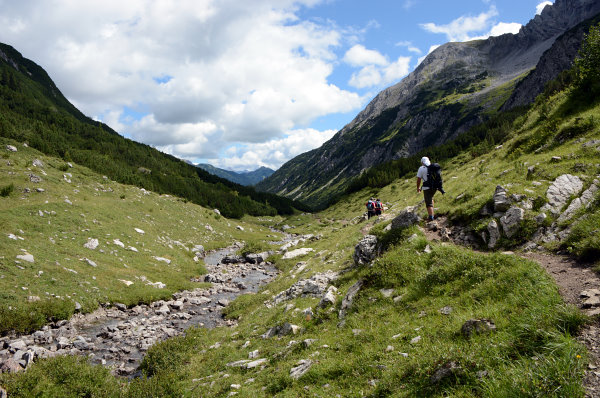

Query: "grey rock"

xmin=29 ymin=174 xmax=42 ymax=183
xmin=439 ymin=306 xmax=453 ymax=315
xmin=318 ymin=286 xmax=338 ymax=308
xmin=32 ymin=159 xmax=44 ymax=168
xmin=221 ymin=255 xmax=245 ymax=264
xmin=290 ymin=360 xmax=312 ymax=379
xmin=493 ymin=186 xmax=511 ymax=212
xmin=1 ymin=386 xmax=7 ymax=398
xmin=487 ymin=220 xmax=501 ymax=249
xmin=5 ymin=145 xmax=17 ymax=152
xmin=461 ymin=319 xmax=496 ymax=338
xmin=16 ymin=253 xmax=34 ymax=263
xmin=390 ymin=209 xmax=420 ymax=230
xmin=170 ymin=300 xmax=184 ymax=310
xmin=543 ymin=174 xmax=583 ymax=215
xmin=353 ymin=235 xmax=378 ymax=265
xmin=246 ymin=358 xmax=268 ymax=369
xmin=338 ymin=279 xmax=364 ymax=322
xmin=0 ymin=358 xmax=22 ymax=373
xmin=557 ymin=179 xmax=599 ymax=223
xmin=430 ymin=361 xmax=462 ymax=385
xmin=500 ymin=207 xmax=524 ymax=238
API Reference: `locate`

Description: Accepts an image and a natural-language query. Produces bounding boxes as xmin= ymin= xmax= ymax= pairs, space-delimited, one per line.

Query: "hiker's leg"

xmin=424 ymin=190 xmax=435 ymax=219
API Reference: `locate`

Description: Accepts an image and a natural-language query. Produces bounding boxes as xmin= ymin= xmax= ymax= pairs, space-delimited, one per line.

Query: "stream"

xmin=0 ymin=247 xmax=277 ymax=376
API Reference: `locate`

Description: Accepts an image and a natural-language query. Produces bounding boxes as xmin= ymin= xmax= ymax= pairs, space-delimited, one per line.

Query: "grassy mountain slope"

xmin=0 ymin=141 xmax=284 ymax=333
xmin=3 ymin=66 xmax=599 ymax=396
xmin=0 ymin=43 xmax=307 ymax=218
xmin=196 ymin=164 xmax=275 ymax=186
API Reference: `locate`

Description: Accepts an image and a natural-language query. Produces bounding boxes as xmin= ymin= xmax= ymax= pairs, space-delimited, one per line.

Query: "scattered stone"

xmin=134 ymin=228 xmax=145 ymax=234
xmin=271 ymin=271 xmax=338 ymax=305
xmin=32 ymin=159 xmax=44 ymax=168
xmin=430 ymin=361 xmax=462 ymax=385
xmin=29 ymin=174 xmax=42 ymax=183
xmin=282 ymin=248 xmax=314 ymax=259
xmin=353 ymin=235 xmax=378 ymax=265
xmin=410 ymin=336 xmax=421 ymax=345
xmin=500 ymin=207 xmax=524 ymax=238
xmin=83 ymin=238 xmax=99 ymax=250
xmin=246 ymin=358 xmax=268 ymax=369
xmin=535 ymin=213 xmax=547 ymax=224
xmin=290 ymin=360 xmax=312 ymax=379
xmin=439 ymin=306 xmax=453 ymax=315
xmin=119 ymin=279 xmax=134 ymax=286
xmin=16 ymin=253 xmax=34 ymax=263
xmin=318 ymin=286 xmax=338 ymax=308
xmin=5 ymin=145 xmax=17 ymax=152
xmin=461 ymin=319 xmax=496 ymax=338
xmin=83 ymin=258 xmax=97 ymax=267
xmin=153 ymin=257 xmax=172 ymax=265
xmin=236 ymin=226 xmax=244 ymax=231
xmin=338 ymin=279 xmax=364 ymax=322
xmin=379 ymin=288 xmax=394 ymax=298
xmin=213 ymin=209 xmax=221 ymax=216
xmin=385 ymin=345 xmax=394 ymax=352
xmin=551 ymin=156 xmax=562 ymax=162
xmin=0 ymin=358 xmax=22 ymax=373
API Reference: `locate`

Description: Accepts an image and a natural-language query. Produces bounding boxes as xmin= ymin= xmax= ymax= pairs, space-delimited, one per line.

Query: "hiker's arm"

xmin=416 ymin=177 xmax=422 ymax=193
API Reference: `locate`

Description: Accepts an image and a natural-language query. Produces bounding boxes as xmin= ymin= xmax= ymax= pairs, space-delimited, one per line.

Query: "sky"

xmin=0 ymin=0 xmax=553 ymax=172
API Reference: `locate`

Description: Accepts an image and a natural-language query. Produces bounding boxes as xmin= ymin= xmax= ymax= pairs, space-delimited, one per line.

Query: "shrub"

xmin=0 ymin=183 xmax=14 ymax=197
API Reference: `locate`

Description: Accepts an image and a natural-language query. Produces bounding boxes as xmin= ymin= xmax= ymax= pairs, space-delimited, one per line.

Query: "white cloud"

xmin=0 ymin=0 xmax=364 ymax=170
xmin=420 ymin=6 xmax=499 ymax=42
xmin=420 ymin=6 xmax=521 ymax=42
xmin=208 ymin=128 xmax=338 ymax=171
xmin=396 ymin=41 xmax=422 ymax=54
xmin=343 ymin=44 xmax=388 ymax=67
xmin=536 ymin=1 xmax=553 ymax=15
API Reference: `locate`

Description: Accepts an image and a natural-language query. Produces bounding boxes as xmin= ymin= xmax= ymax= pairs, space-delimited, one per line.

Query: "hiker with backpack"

xmin=375 ymin=199 xmax=383 ymax=216
xmin=416 ymin=157 xmax=445 ymax=221
xmin=366 ymin=198 xmax=376 ymax=219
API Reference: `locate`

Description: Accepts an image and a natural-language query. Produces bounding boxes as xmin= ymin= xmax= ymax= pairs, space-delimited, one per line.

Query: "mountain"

xmin=196 ymin=164 xmax=275 ymax=186
xmin=256 ymin=0 xmax=600 ymax=208
xmin=0 ymin=43 xmax=309 ymax=218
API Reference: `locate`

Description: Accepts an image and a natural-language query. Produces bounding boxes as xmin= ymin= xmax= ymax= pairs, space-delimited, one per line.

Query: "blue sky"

xmin=0 ymin=0 xmax=553 ymax=171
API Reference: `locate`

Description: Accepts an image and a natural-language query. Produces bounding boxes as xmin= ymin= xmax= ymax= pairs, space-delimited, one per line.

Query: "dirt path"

xmin=423 ymin=216 xmax=600 ymax=397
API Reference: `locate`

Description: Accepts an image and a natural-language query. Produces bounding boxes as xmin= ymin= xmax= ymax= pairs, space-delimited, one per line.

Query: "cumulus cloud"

xmin=420 ymin=6 xmax=521 ymax=42
xmin=344 ymin=44 xmax=411 ymax=89
xmin=0 ymin=0 xmax=364 ymax=170
xmin=207 ymin=128 xmax=338 ymax=170
xmin=536 ymin=1 xmax=553 ymax=15
xmin=343 ymin=44 xmax=388 ymax=67
xmin=396 ymin=41 xmax=422 ymax=54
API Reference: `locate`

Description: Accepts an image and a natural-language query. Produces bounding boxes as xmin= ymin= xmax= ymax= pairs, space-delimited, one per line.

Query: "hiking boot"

xmin=428 ymin=215 xmax=435 ymax=221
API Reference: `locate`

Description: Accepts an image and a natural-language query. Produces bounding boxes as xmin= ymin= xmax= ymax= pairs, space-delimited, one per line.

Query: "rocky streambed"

xmin=0 ymin=247 xmax=277 ymax=376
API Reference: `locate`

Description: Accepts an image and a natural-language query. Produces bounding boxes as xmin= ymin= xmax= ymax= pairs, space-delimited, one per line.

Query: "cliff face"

xmin=257 ymin=0 xmax=600 ymax=207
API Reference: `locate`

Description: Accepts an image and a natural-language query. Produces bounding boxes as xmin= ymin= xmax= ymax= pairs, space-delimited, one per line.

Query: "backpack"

xmin=367 ymin=201 xmax=374 ymax=210
xmin=424 ymin=163 xmax=444 ymax=192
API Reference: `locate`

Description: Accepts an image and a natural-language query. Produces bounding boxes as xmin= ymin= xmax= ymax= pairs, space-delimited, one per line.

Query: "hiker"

xmin=375 ymin=198 xmax=383 ymax=216
xmin=365 ymin=198 xmax=376 ymax=219
xmin=416 ymin=156 xmax=444 ymax=221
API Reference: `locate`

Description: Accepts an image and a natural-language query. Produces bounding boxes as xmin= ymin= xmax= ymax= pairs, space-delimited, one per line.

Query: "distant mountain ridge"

xmin=196 ymin=164 xmax=275 ymax=186
xmin=256 ymin=0 xmax=600 ymax=208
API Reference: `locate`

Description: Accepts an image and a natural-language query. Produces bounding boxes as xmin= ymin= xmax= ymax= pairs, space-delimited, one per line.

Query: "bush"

xmin=0 ymin=183 xmax=14 ymax=197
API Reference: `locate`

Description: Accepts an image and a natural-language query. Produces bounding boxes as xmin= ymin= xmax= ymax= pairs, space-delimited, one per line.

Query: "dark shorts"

xmin=423 ymin=188 xmax=435 ymax=207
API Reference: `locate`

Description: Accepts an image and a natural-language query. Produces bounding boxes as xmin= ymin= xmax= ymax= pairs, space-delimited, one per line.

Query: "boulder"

xmin=500 ymin=207 xmax=524 ymax=238
xmin=16 ymin=253 xmax=34 ymax=263
xmin=493 ymin=186 xmax=511 ymax=212
xmin=0 ymin=358 xmax=22 ymax=373
xmin=487 ymin=220 xmax=501 ymax=249
xmin=5 ymin=145 xmax=17 ymax=152
xmin=353 ymin=235 xmax=378 ymax=265
xmin=557 ymin=179 xmax=599 ymax=223
xmin=543 ymin=174 xmax=583 ymax=215
xmin=461 ymin=319 xmax=496 ymax=338
xmin=390 ymin=208 xmax=420 ymax=230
